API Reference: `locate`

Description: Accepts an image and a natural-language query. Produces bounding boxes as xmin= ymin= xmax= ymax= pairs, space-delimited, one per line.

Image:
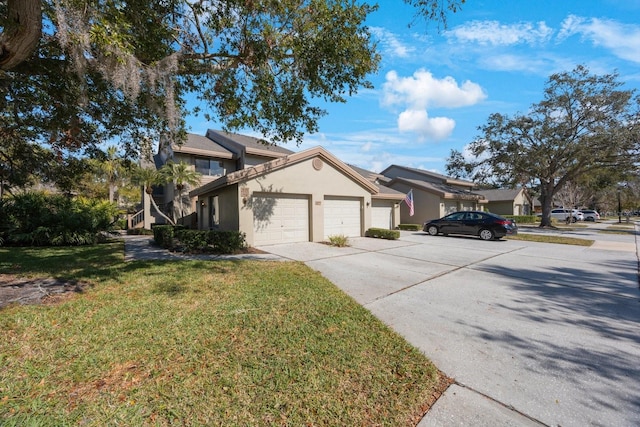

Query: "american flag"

xmin=404 ymin=189 xmax=414 ymax=216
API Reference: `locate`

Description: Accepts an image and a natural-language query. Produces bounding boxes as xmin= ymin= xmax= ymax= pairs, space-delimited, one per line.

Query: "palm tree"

xmin=91 ymin=146 xmax=124 ymax=203
xmin=160 ymin=160 xmax=201 ymax=221
xmin=132 ymin=165 xmax=175 ymax=225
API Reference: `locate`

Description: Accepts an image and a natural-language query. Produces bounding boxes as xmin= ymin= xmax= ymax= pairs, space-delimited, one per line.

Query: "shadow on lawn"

xmin=0 ymin=240 xmax=242 ymax=305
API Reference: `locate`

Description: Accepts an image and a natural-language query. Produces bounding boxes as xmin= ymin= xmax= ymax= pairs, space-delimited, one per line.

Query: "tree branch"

xmin=0 ymin=0 xmax=43 ymax=70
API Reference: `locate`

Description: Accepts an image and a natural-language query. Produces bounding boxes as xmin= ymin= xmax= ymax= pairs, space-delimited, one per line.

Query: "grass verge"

xmin=506 ymin=234 xmax=594 ymax=246
xmin=0 ymin=243 xmax=447 ymax=426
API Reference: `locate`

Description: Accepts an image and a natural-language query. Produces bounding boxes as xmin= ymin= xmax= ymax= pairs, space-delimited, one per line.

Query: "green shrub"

xmin=171 ymin=229 xmax=247 ymax=254
xmin=365 ymin=228 xmax=400 ymax=240
xmin=127 ymin=228 xmax=154 ymax=235
xmin=504 ymin=215 xmax=537 ymax=224
xmin=0 ymin=192 xmax=119 ymax=246
xmin=209 ymin=230 xmax=247 ymax=253
xmin=176 ymin=230 xmax=210 ymax=252
xmin=153 ymin=225 xmax=175 ymax=249
xmin=327 ymin=234 xmax=349 ymax=247
xmin=397 ymin=224 xmax=422 ymax=231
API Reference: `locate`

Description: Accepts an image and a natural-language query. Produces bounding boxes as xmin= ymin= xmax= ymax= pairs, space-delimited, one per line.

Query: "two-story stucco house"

xmin=141 ymin=130 xmax=405 ymax=246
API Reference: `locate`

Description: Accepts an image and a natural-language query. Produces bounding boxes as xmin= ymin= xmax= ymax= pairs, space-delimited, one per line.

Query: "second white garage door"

xmin=324 ymin=197 xmax=362 ymax=238
xmin=253 ymin=194 xmax=309 ymax=246
xmin=371 ymin=202 xmax=393 ymax=229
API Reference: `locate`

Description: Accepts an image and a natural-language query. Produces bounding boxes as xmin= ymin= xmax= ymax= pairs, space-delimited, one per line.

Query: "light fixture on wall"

xmin=366 ymin=201 xmax=370 ymax=207
xmin=200 ymin=201 xmax=206 ymax=207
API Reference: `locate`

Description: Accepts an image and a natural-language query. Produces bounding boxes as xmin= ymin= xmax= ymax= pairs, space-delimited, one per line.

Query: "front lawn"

xmin=0 ymin=243 xmax=447 ymax=426
xmin=506 ymin=234 xmax=594 ymax=246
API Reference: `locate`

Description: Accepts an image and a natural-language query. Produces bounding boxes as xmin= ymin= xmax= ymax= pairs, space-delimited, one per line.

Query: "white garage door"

xmin=324 ymin=197 xmax=361 ymax=238
xmin=253 ymin=194 xmax=309 ymax=246
xmin=371 ymin=202 xmax=393 ymax=229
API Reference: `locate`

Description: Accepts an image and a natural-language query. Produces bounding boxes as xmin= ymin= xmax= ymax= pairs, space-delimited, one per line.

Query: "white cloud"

xmin=381 ymin=69 xmax=486 ymax=140
xmin=447 ymin=20 xmax=554 ymax=46
xmin=383 ymin=69 xmax=486 ymax=109
xmin=558 ymin=15 xmax=640 ymax=63
xmin=370 ymin=27 xmax=414 ymax=58
xmin=397 ymin=110 xmax=455 ymax=140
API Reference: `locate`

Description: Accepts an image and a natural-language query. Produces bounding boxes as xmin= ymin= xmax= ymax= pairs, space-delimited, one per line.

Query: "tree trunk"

xmin=538 ymin=181 xmax=555 ymax=227
xmin=109 ymin=184 xmax=116 ymax=203
xmin=147 ymin=187 xmax=175 ymax=225
xmin=0 ymin=0 xmax=43 ymax=70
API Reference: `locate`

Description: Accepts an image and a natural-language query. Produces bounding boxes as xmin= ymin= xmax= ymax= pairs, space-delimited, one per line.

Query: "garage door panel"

xmin=253 ymin=195 xmax=309 ymax=245
xmin=324 ymin=197 xmax=361 ymax=238
xmin=372 ymin=204 xmax=393 ymax=229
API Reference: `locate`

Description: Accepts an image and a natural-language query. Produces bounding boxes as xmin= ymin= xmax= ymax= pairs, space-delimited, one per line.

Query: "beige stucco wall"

xmin=387 ymin=182 xmax=441 ymax=224
xmin=197 ymin=156 xmax=373 ymax=246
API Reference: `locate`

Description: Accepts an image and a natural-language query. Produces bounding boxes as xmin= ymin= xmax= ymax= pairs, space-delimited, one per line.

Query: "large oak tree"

xmin=1 ymin=0 xmax=463 ymax=191
xmin=446 ymin=66 xmax=640 ymax=227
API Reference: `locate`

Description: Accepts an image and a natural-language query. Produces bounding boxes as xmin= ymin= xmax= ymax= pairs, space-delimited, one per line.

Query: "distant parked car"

xmin=550 ymin=208 xmax=584 ymax=223
xmin=423 ymin=211 xmax=518 ymax=241
xmin=580 ymin=209 xmax=600 ymax=221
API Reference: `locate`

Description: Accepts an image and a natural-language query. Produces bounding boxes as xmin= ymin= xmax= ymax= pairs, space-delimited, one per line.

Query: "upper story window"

xmin=195 ymin=158 xmax=225 ymax=176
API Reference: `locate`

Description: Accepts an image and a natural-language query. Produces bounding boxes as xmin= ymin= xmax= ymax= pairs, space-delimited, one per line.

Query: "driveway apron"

xmin=260 ymin=226 xmax=640 ymax=427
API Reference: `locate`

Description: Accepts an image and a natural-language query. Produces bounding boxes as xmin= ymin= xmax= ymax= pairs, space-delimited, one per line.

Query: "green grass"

xmin=0 ymin=244 xmax=445 ymax=426
xmin=599 ymin=224 xmax=636 ymax=235
xmin=506 ymin=234 xmax=594 ymax=246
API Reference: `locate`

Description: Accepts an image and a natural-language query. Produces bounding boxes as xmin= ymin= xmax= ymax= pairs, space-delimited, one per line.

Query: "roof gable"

xmin=191 ymin=146 xmax=378 ymax=197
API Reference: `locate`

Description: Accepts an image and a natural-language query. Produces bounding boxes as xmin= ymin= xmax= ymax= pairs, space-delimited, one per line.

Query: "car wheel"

xmin=479 ymin=228 xmax=494 ymax=241
xmin=427 ymin=225 xmax=439 ymax=236
xmin=571 ymin=216 xmax=577 ymax=223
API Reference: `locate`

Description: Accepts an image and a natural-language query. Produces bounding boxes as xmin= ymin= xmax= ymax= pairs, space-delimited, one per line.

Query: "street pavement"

xmin=257 ymin=222 xmax=640 ymax=427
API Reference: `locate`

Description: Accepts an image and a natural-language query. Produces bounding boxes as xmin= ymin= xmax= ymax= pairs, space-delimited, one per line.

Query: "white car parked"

xmin=580 ymin=209 xmax=600 ymax=221
xmin=550 ymin=208 xmax=584 ymax=223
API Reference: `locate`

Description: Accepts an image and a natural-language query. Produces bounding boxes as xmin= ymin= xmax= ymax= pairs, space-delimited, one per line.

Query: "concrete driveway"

xmin=259 ymin=224 xmax=640 ymax=426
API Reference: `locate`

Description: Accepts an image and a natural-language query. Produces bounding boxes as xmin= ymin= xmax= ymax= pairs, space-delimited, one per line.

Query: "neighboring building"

xmin=379 ymin=165 xmax=487 ymax=222
xmin=190 ymin=147 xmax=402 ymax=246
xmin=474 ymin=188 xmax=533 ymax=216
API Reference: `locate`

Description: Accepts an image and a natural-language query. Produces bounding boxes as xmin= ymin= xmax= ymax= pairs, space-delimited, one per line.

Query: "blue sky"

xmin=187 ymin=0 xmax=640 ymax=174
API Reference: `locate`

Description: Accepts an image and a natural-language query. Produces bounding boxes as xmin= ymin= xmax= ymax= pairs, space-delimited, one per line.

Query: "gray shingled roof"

xmin=392 ymin=177 xmax=485 ymax=199
xmin=474 ymin=188 xmax=523 ymax=202
xmin=348 ymin=164 xmax=404 ymax=198
xmin=380 ymin=164 xmax=475 ymax=187
xmin=177 ymin=133 xmax=233 ymax=156
xmin=206 ymin=129 xmax=294 ymax=155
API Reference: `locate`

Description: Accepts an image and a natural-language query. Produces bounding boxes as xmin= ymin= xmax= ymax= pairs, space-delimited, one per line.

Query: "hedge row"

xmin=153 ymin=225 xmax=246 ymax=254
xmin=397 ymin=224 xmax=422 ymax=231
xmin=365 ymin=228 xmax=400 ymax=240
